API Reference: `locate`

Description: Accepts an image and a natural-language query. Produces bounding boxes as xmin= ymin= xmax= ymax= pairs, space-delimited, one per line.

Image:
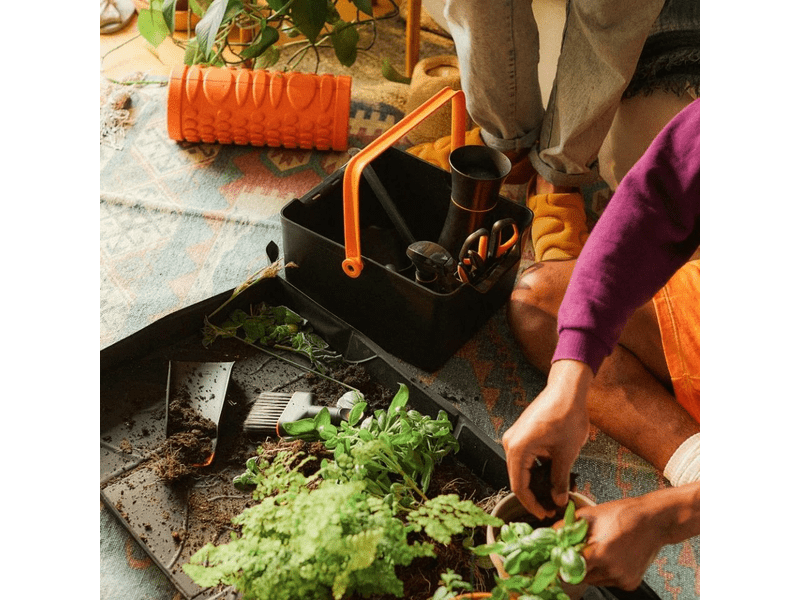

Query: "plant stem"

xmin=233 ymin=335 xmax=360 ymax=393
xmin=101 ymin=33 xmax=143 ymax=61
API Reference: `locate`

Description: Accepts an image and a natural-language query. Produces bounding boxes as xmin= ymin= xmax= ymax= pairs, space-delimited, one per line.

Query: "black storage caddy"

xmin=281 ymin=88 xmax=533 ymax=371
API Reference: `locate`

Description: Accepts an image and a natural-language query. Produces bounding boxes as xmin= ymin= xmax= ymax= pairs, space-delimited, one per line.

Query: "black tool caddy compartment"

xmin=281 ymin=89 xmax=533 ymax=371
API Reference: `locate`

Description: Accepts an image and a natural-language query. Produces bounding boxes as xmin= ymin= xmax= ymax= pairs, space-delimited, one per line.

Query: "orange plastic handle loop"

xmin=341 ymin=87 xmax=467 ymax=278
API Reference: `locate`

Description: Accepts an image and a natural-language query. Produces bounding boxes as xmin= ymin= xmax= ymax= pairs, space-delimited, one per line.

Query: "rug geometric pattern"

xmin=100 ymin=82 xmax=698 ymax=600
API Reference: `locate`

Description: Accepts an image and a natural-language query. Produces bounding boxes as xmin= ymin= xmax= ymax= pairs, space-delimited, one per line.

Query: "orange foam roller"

xmin=167 ymin=65 xmax=352 ymax=151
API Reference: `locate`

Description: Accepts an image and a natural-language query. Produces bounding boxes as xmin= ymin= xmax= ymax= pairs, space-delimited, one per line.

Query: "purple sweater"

xmin=553 ymin=98 xmax=700 ymax=374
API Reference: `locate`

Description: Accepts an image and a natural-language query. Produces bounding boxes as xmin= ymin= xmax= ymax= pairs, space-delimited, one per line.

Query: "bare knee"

xmin=511 ymin=260 xmax=575 ymax=318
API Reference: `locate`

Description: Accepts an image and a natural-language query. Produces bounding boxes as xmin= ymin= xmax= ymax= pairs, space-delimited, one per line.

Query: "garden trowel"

xmin=165 ymin=360 xmax=235 ymax=466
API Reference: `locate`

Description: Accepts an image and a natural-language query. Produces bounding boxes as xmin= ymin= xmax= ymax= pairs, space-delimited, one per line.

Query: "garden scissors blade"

xmin=457 ymin=228 xmax=489 ymax=283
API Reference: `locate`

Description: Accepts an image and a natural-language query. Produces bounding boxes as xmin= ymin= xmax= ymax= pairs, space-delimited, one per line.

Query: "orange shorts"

xmin=652 ymin=260 xmax=700 ymax=423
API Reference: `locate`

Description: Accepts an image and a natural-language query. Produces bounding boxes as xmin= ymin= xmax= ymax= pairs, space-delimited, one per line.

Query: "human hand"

xmin=501 ymin=360 xmax=592 ymax=519
xmin=567 ymin=482 xmax=701 ymax=590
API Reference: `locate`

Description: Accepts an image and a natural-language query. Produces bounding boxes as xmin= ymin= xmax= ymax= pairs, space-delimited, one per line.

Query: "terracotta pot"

xmin=486 ymin=491 xmax=595 ymax=600
xmin=453 ymin=594 xmax=492 ymax=599
xmin=167 ymin=65 xmax=352 ymax=150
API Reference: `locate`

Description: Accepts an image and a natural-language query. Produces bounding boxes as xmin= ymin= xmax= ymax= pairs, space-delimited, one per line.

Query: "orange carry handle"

xmin=341 ymin=87 xmax=466 ymax=278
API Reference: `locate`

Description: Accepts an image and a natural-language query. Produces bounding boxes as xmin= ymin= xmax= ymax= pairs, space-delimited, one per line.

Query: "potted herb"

xmin=136 ymin=0 xmax=399 ymax=72
xmin=429 ymin=491 xmax=592 ymax=600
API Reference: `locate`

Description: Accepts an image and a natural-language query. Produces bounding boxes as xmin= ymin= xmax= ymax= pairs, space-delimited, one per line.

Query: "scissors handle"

xmin=457 ymin=228 xmax=489 ymax=283
xmin=488 ymin=218 xmax=519 ymax=261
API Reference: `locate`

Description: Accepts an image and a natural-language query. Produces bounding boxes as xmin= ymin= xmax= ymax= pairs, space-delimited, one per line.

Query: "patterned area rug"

xmin=100 ymin=50 xmax=698 ymax=600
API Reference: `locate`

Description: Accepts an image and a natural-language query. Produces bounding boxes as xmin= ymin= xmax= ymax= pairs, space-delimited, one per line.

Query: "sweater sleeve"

xmin=552 ymin=98 xmax=700 ymax=374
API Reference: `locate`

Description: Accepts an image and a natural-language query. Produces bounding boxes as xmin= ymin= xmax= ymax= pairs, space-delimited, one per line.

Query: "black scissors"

xmin=456 ymin=228 xmax=488 ymax=283
xmin=457 ymin=218 xmax=520 ymax=283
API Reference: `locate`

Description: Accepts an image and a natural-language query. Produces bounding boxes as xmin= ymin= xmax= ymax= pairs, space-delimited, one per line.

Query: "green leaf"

xmin=137 ymin=7 xmax=171 ymax=47
xmin=348 ymin=401 xmax=366 ymax=425
xmin=289 ymin=0 xmax=328 ymax=43
xmin=254 ymin=45 xmax=281 ymax=69
xmin=331 ymin=20 xmax=359 ymax=67
xmin=240 ymin=22 xmax=280 ymax=59
xmin=531 ymin=561 xmax=559 ymax=594
xmin=348 ymin=0 xmax=373 ymax=16
xmin=161 ymin=0 xmax=178 ymax=32
xmin=388 ymin=384 xmax=410 ymax=414
xmin=188 ymin=0 xmax=208 ymax=17
xmin=281 ymin=417 xmax=316 ymax=436
xmin=182 ymin=37 xmax=205 ymax=64
xmin=557 ymin=547 xmax=586 ymax=584
xmin=182 ymin=559 xmax=226 ymax=588
xmin=562 ymin=519 xmax=589 ymax=546
xmin=563 ymin=500 xmax=576 ymax=525
xmin=381 ymin=59 xmax=411 ymax=84
xmin=509 ymin=522 xmax=534 ymax=538
xmin=318 ymin=423 xmax=338 ymax=441
xmin=195 ymin=0 xmax=244 ymax=57
xmin=242 ymin=319 xmax=265 ymax=342
xmin=503 ymin=549 xmax=524 ymax=575
xmin=314 ymin=408 xmax=332 ymax=428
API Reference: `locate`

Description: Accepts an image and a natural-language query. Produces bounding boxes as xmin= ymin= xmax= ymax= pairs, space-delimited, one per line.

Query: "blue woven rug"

xmin=100 ymin=81 xmax=698 ymax=600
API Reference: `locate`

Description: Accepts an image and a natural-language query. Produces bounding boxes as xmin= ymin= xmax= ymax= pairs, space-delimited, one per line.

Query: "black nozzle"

xmin=406 ymin=241 xmax=458 ymax=292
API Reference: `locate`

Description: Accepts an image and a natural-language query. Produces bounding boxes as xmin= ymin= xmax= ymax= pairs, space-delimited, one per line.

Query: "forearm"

xmin=642 ymin=481 xmax=700 ymax=545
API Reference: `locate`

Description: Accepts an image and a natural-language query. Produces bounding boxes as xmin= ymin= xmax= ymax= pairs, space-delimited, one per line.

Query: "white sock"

xmin=663 ymin=432 xmax=700 ymax=487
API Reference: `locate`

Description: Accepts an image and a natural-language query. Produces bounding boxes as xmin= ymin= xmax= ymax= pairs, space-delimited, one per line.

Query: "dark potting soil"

xmin=528 ymin=458 xmax=579 ymax=518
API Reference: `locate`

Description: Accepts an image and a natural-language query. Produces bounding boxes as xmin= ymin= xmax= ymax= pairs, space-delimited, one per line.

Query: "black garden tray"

xmin=100 ymin=276 xmax=509 ymax=599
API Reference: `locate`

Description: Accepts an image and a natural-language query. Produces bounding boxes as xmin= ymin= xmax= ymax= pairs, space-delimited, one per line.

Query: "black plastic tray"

xmin=100 ymin=276 xmax=509 ymax=599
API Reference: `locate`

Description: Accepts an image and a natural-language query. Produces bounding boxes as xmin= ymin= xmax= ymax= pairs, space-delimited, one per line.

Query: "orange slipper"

xmin=406 ymin=126 xmax=484 ymax=171
xmin=527 ymin=174 xmax=588 ymax=262
xmin=406 ymin=127 xmax=534 ymax=184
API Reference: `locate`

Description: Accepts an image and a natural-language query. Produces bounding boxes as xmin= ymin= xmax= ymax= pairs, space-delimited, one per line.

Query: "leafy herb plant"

xmin=203 ymin=302 xmax=341 ymax=373
xmin=184 ymin=384 xmax=503 ymax=600
xmin=470 ymin=500 xmax=589 ymax=600
xmin=282 ymin=383 xmax=460 ymax=505
xmin=137 ymin=0 xmax=400 ymax=72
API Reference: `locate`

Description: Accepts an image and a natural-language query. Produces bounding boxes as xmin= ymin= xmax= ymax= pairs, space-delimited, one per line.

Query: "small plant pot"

xmin=453 ymin=594 xmax=492 ymax=599
xmin=167 ymin=65 xmax=352 ymax=150
xmin=486 ymin=491 xmax=595 ymax=600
